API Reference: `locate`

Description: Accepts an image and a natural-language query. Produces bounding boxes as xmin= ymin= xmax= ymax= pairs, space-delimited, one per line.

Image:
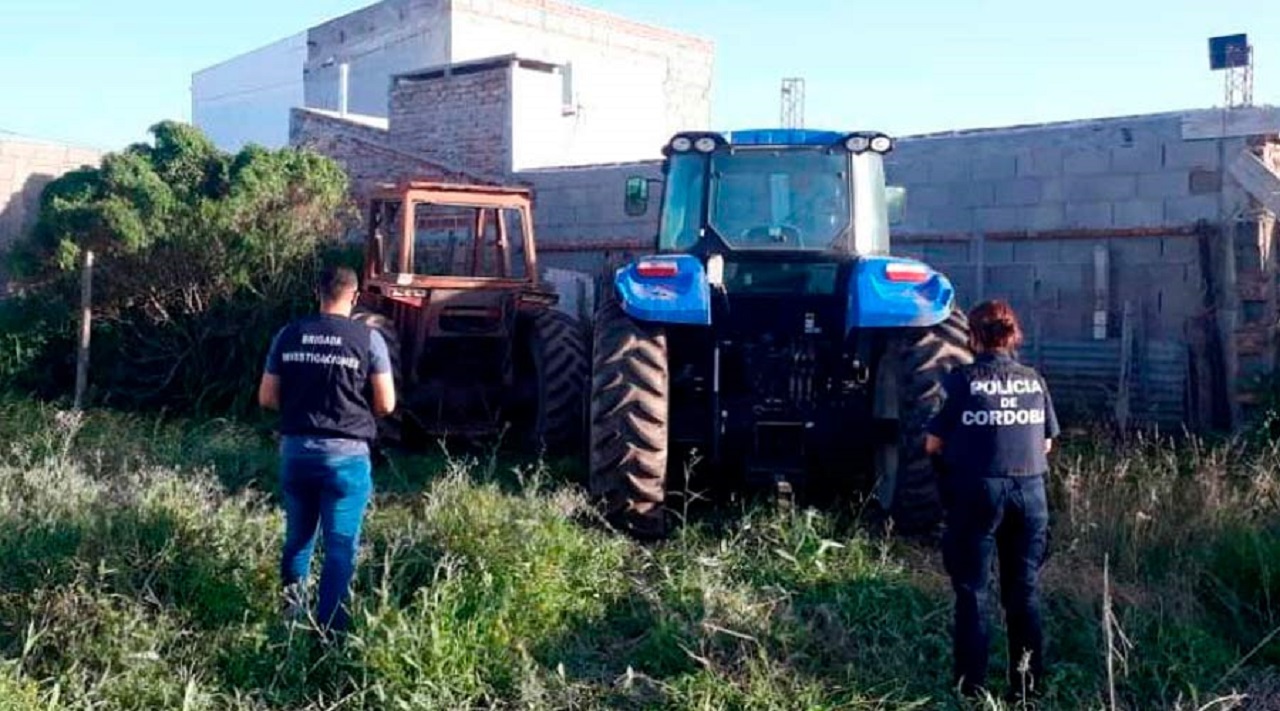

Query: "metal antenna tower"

xmin=1209 ymin=34 xmax=1254 ymax=109
xmin=1224 ymin=44 xmax=1254 ymax=108
xmin=781 ymin=77 xmax=805 ymax=129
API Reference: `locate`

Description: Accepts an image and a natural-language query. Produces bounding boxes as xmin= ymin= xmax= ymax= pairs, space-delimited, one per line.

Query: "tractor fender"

xmin=846 ymin=255 xmax=956 ymax=331
xmin=613 ymin=254 xmax=712 ymax=326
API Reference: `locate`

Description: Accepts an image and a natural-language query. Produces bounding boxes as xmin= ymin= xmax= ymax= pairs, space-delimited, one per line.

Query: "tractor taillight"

xmin=884 ymin=262 xmax=930 ymax=283
xmin=637 ymin=260 xmax=680 ymax=278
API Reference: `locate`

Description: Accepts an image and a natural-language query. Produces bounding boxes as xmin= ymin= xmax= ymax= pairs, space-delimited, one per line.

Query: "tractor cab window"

xmin=403 ymin=202 xmax=529 ymax=279
xmin=657 ymin=154 xmax=706 ymax=252
xmin=412 ymin=203 xmax=473 ymax=275
xmin=709 ymin=149 xmax=850 ymax=251
xmin=373 ymin=200 xmax=405 ymax=274
xmin=503 ymin=207 xmax=529 ymax=279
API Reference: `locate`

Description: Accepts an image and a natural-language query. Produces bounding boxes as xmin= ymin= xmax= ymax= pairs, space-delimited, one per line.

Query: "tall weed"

xmin=0 ymin=400 xmax=1276 ymax=709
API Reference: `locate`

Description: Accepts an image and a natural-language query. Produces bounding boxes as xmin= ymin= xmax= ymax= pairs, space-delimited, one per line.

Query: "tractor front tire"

xmin=352 ymin=308 xmax=404 ymax=447
xmin=876 ymin=307 xmax=973 ymax=535
xmin=527 ymin=308 xmax=589 ymax=454
xmin=588 ymin=299 xmax=671 ymax=540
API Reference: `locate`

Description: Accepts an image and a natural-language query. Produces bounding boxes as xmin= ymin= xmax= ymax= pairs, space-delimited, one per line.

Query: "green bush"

xmin=1 ymin=121 xmax=356 ymax=416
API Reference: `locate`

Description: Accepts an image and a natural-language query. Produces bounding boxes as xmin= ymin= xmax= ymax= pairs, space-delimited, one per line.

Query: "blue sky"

xmin=1 ymin=0 xmax=1276 ymax=151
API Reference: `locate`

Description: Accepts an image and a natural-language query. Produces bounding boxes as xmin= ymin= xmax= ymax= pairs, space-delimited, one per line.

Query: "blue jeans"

xmin=943 ymin=475 xmax=1049 ymax=695
xmin=280 ymin=453 xmax=373 ymax=632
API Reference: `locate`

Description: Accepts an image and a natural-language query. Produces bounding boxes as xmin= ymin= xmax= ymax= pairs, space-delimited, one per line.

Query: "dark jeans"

xmin=280 ymin=453 xmax=373 ymax=632
xmin=942 ymin=475 xmax=1049 ymax=695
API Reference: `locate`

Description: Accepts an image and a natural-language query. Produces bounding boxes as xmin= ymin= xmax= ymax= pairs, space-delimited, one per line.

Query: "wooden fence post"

xmin=73 ymin=250 xmax=94 ymax=411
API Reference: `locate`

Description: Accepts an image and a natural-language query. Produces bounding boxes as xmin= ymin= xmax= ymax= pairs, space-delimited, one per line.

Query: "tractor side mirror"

xmin=624 ymin=176 xmax=651 ymax=217
xmin=886 ymin=186 xmax=907 ymax=226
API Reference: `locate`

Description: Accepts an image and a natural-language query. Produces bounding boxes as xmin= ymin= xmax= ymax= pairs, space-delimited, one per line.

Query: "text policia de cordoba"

xmin=962 ymin=377 xmax=1047 ymax=427
xmin=280 ymin=334 xmax=360 ymax=371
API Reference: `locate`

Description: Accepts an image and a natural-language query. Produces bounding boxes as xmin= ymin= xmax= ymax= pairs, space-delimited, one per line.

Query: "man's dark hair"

xmin=317 ymin=265 xmax=359 ymax=303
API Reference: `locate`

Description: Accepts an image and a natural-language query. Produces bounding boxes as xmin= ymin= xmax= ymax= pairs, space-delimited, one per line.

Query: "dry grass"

xmin=0 ymin=398 xmax=1276 ymax=709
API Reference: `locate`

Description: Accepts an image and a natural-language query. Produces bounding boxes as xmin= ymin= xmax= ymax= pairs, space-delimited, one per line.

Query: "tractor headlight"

xmin=670 ymin=136 xmax=693 ymax=153
xmin=870 ymin=135 xmax=894 ymax=154
xmin=694 ymin=136 xmax=717 ymax=153
xmin=845 ymin=135 xmax=871 ymax=153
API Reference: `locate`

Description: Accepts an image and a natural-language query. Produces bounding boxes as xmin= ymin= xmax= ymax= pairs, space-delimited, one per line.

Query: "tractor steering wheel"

xmin=739 ymin=224 xmax=803 ymax=247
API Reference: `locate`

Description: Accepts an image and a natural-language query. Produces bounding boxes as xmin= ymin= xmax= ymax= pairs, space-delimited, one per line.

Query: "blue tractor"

xmin=589 ymin=129 xmax=973 ymax=539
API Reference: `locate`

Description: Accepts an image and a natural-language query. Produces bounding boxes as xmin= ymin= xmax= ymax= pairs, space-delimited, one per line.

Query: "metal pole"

xmin=339 ymin=62 xmax=350 ymax=117
xmin=73 ymin=250 xmax=94 ymax=410
xmin=974 ymin=231 xmax=986 ymax=303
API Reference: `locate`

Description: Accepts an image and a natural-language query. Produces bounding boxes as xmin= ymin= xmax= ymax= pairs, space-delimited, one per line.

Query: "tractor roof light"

xmin=694 ymin=136 xmax=717 ymax=153
xmin=845 ymin=135 xmax=871 ymax=153
xmin=670 ymin=136 xmax=694 ymax=153
xmin=843 ymin=132 xmax=895 ymax=155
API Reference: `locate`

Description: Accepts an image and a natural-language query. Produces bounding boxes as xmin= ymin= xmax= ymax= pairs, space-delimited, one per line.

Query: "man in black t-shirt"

xmin=927 ymin=299 xmax=1059 ymax=702
xmin=258 ymin=266 xmax=396 ymax=634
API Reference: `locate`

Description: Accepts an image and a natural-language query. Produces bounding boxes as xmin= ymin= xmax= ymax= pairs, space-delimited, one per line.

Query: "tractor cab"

xmin=637 ymin=129 xmax=904 ymax=258
xmin=356 ymin=182 xmax=585 ymax=450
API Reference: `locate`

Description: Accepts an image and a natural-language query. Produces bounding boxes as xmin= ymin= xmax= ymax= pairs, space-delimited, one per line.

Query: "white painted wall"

xmin=193 ymin=0 xmax=712 ymax=160
xmin=510 ymin=58 xmax=670 ymax=169
xmin=192 ymin=33 xmax=307 ymax=151
xmin=453 ymin=0 xmax=713 ymax=167
xmin=303 ymin=0 xmax=450 ymax=119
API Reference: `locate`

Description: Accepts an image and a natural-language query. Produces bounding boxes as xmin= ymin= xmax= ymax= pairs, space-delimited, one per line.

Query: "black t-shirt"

xmin=927 ymin=352 xmax=1060 ymax=478
xmin=266 ymin=314 xmax=383 ymax=443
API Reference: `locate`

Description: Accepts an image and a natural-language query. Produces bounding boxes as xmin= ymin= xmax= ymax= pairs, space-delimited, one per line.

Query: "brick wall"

xmin=389 ymin=63 xmax=513 ymax=178
xmin=0 ymin=138 xmax=102 ymax=250
xmin=290 ymin=108 xmax=496 ymax=206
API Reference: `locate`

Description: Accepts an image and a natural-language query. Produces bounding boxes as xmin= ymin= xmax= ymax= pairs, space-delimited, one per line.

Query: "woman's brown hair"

xmin=968 ymin=299 xmax=1023 ymax=352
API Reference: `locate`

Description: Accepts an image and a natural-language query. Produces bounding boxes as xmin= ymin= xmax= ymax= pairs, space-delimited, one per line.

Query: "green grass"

xmin=0 ymin=398 xmax=1277 ymax=709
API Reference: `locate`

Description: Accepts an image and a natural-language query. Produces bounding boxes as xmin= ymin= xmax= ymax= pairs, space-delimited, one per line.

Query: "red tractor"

xmin=354 ymin=181 xmax=587 ymax=454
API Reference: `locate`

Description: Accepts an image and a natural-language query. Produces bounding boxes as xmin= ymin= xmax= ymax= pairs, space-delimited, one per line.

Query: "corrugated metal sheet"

xmin=1020 ymin=338 xmax=1188 ymax=429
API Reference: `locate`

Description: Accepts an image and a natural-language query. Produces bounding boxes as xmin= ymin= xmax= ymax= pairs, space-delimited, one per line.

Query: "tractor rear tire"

xmin=587 ymin=299 xmax=671 ymax=540
xmin=527 ymin=308 xmax=589 ymax=455
xmin=876 ymin=307 xmax=972 ymax=535
xmin=352 ymin=308 xmax=404 ymax=447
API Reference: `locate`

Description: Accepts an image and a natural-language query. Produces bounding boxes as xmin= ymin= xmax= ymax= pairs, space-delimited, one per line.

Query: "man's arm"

xmin=925 ymin=369 xmax=965 ymax=455
xmin=259 ymin=374 xmax=281 ymax=411
xmin=259 ymin=329 xmax=285 ymax=410
xmin=368 ymin=331 xmax=397 ymax=418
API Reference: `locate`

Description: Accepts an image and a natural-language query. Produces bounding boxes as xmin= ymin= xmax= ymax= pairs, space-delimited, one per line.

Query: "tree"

xmin=3 ymin=121 xmax=357 ymax=414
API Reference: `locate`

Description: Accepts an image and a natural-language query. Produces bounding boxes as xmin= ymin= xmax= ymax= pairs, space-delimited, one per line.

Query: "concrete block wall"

xmin=517 ymin=161 xmax=661 ymax=272
xmin=896 ymin=233 xmax=1201 ymax=343
xmin=0 ymin=138 xmax=102 ymax=250
xmin=886 ymin=111 xmax=1253 ymax=237
xmin=389 ymin=61 xmax=513 ymax=178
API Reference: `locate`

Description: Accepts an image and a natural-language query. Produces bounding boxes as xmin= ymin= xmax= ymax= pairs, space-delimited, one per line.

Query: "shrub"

xmin=1 ymin=121 xmax=357 ymax=416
